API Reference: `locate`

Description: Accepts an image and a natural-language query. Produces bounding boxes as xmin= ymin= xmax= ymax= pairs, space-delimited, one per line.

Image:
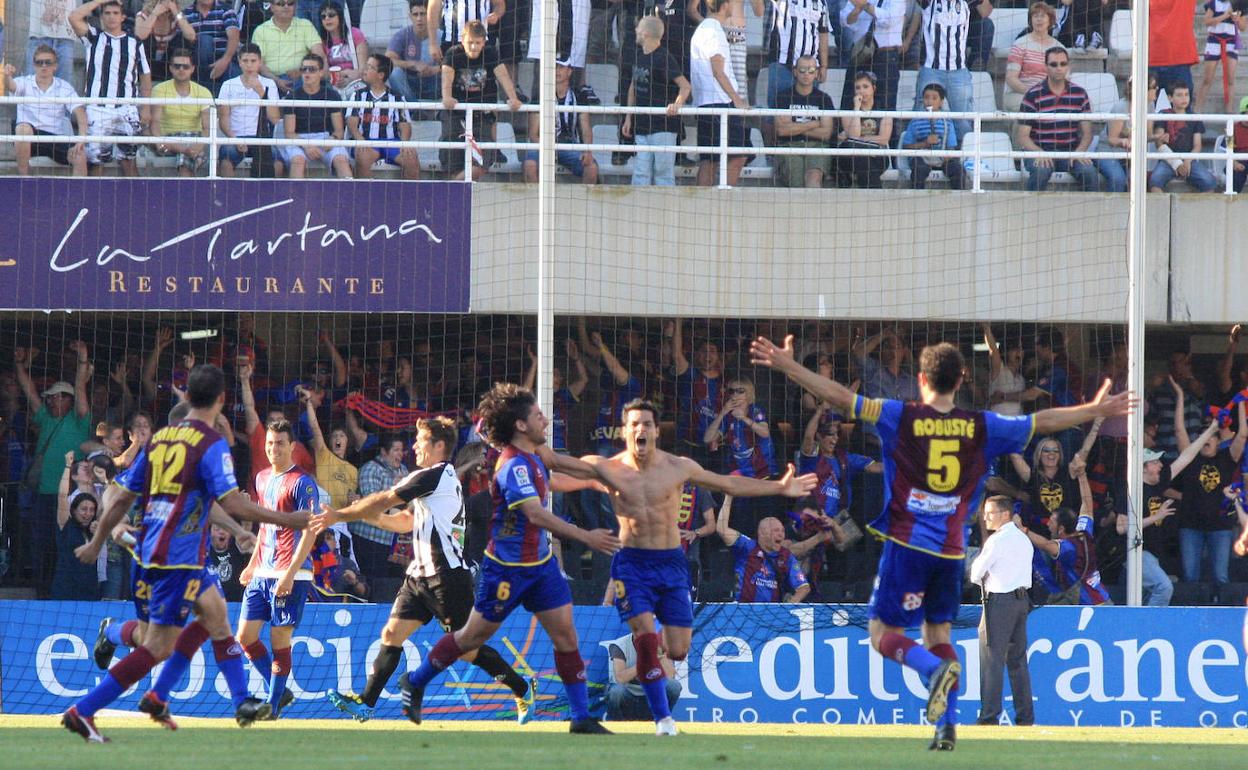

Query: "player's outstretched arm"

xmin=548 ymin=446 xmax=614 ymax=486
xmin=76 ymin=483 xmax=139 ymax=563
xmin=209 ymin=503 xmax=256 ymax=551
xmin=750 ymin=335 xmax=857 ymax=414
xmin=519 ymin=498 xmax=620 ymax=555
xmin=688 ymin=459 xmax=817 ymax=499
xmin=219 ymin=490 xmax=310 ymax=530
xmin=1032 ymin=378 xmax=1137 ymax=436
xmin=314 ymin=487 xmax=405 ymax=527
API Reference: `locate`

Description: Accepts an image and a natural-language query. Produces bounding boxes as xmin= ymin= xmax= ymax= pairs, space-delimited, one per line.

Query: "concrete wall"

xmin=470 ymin=186 xmax=1176 ymax=323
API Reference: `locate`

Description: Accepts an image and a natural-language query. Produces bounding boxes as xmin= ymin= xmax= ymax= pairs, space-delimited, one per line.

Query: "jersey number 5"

xmin=926 ymin=439 xmax=961 ymax=493
xmin=148 ymin=443 xmax=188 ymax=496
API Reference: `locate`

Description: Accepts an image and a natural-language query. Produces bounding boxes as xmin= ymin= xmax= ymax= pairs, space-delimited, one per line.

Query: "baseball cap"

xmin=1142 ymin=448 xmax=1164 ymax=463
xmin=41 ymin=381 xmax=74 ymax=398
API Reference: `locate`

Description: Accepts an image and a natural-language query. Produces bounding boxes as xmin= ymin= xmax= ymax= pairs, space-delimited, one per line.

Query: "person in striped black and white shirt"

xmin=906 ymin=0 xmax=989 ymax=136
xmin=346 ymin=54 xmax=421 ymax=179
xmin=69 ymin=0 xmax=152 ymax=175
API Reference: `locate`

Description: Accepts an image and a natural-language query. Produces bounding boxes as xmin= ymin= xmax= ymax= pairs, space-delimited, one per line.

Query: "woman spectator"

xmin=837 ymin=71 xmax=893 ymax=189
xmin=135 ymin=0 xmax=197 ymax=83
xmin=1004 ymin=3 xmax=1063 ymax=111
xmin=51 ymin=452 xmax=102 ymax=601
xmin=1095 ymin=75 xmax=1158 ymax=193
xmin=318 ymin=1 xmax=368 ymax=87
xmin=983 ymin=323 xmax=1026 ymax=415
xmin=1008 ymin=434 xmax=1088 ymax=529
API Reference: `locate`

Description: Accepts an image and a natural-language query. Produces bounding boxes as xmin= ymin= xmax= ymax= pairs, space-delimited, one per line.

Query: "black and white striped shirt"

xmin=346 ymin=88 xmax=412 ymax=141
xmin=555 ymin=88 xmax=581 ymax=143
xmin=394 ymin=462 xmax=467 ymax=578
xmin=438 ymin=0 xmax=494 ymax=47
xmin=765 ymin=0 xmax=830 ymax=68
xmin=918 ymin=0 xmax=971 ymax=72
xmin=81 ymin=29 xmax=150 ymax=103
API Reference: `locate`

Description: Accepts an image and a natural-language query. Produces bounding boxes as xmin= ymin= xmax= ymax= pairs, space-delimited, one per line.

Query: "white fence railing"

xmin=2 ymin=94 xmax=1247 ymax=193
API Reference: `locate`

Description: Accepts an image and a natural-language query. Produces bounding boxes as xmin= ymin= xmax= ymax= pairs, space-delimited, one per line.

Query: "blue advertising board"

xmin=1 ymin=601 xmax=1244 ymax=727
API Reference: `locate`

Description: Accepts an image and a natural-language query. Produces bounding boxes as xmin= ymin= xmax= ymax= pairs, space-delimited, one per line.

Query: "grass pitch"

xmin=1 ymin=716 xmax=1241 ymax=770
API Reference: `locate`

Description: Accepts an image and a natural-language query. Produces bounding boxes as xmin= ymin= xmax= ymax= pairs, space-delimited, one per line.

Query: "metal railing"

xmin=3 ymin=94 xmax=1248 ymax=193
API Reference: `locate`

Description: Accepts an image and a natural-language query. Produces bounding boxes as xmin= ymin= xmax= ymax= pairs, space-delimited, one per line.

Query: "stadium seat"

xmin=990 ymin=8 xmax=1028 ymax=58
xmin=1002 ymin=80 xmax=1024 ymax=114
xmin=960 ymin=131 xmax=1024 ymax=184
xmin=359 ymin=0 xmax=407 ymax=49
xmin=754 ymin=65 xmax=770 ymax=108
xmin=896 ymin=70 xmax=919 ymax=111
xmin=591 ymin=123 xmax=634 ymax=177
xmin=492 ymin=120 xmax=524 ymax=174
xmin=585 ymin=63 xmax=619 ymax=106
xmin=412 ymin=119 xmax=443 ymax=172
xmin=746 ymin=127 xmax=770 ymax=173
xmin=1109 ymin=10 xmax=1133 ymax=59
xmin=818 ymin=69 xmax=847 ymax=106
xmin=971 ymin=70 xmax=997 ymax=114
xmin=1073 ymin=72 xmax=1120 ymax=114
xmin=746 ymin=2 xmax=766 ymax=53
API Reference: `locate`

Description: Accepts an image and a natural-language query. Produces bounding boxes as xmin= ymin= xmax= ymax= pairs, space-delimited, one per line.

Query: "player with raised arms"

xmin=750 ymin=335 xmax=1134 ymax=751
xmin=581 ymin=398 xmax=817 ymax=735
xmin=397 ymin=383 xmax=621 ymax=733
xmin=316 ymin=416 xmax=537 ymax=723
xmin=235 ymin=418 xmax=323 ymax=719
xmin=63 ymin=365 xmax=310 ymax=742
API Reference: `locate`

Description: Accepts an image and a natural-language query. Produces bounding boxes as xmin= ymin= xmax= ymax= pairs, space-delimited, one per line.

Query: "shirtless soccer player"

xmin=751 ymin=335 xmax=1133 ymax=751
xmin=583 ymin=398 xmax=817 ymax=735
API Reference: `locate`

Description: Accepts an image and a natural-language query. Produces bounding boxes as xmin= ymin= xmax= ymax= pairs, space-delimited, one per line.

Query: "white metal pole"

xmin=1125 ymin=0 xmax=1149 ymax=607
xmin=537 ymin=0 xmax=557 ymax=425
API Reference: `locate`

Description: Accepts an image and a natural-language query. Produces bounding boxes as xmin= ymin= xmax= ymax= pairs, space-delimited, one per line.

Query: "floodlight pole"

xmin=537 ymin=0 xmax=557 ymax=427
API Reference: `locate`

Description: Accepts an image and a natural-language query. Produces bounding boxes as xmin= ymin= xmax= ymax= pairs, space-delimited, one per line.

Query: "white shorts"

xmin=86 ymin=104 xmax=141 ymax=164
xmin=286 ymin=131 xmax=350 ymax=166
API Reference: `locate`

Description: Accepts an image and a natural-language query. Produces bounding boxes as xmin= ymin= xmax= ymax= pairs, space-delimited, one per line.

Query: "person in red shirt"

xmin=1149 ymin=0 xmax=1198 ymax=93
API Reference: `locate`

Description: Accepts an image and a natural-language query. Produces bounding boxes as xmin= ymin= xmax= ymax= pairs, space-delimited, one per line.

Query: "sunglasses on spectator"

xmin=321 ymin=11 xmax=338 ymax=17
xmin=1047 ymin=60 xmax=1069 ymax=67
xmin=34 ymin=59 xmax=57 ymax=66
xmin=726 ymin=387 xmax=747 ymax=395
xmin=170 ymin=62 xmax=193 ymax=70
xmin=796 ymin=66 xmax=818 ymax=74
xmin=300 ymin=65 xmax=322 ymax=72
xmin=1040 ymin=447 xmax=1060 ymax=453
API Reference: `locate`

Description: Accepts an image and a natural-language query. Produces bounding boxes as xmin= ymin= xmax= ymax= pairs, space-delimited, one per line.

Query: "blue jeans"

xmin=1097 ymin=157 xmax=1128 ymax=192
xmin=1140 ymin=550 xmax=1173 ymax=607
xmin=388 ymin=68 xmax=441 ymax=102
xmin=915 ymin=67 xmax=973 ymax=138
xmin=1179 ymin=528 xmax=1233 ymax=586
xmin=1149 ymin=158 xmax=1217 ymax=192
xmin=27 ymin=37 xmax=77 ymax=87
xmin=967 ymin=17 xmax=995 ymax=70
xmin=192 ymin=33 xmax=239 ymax=94
xmin=632 ymin=131 xmax=678 ymax=186
xmin=767 ymin=62 xmax=795 ymax=108
xmin=1024 ymin=157 xmax=1101 ymax=191
xmin=1150 ymin=65 xmax=1194 ymax=95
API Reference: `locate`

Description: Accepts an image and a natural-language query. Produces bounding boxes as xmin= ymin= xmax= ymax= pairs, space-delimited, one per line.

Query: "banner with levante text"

xmin=0 ymin=178 xmax=470 ymax=313
xmin=0 ymin=601 xmax=1244 ymax=727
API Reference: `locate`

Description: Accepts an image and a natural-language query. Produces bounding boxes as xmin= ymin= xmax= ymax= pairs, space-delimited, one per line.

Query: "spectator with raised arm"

xmin=1022 ymin=458 xmax=1111 ymax=605
xmin=1172 ymin=382 xmax=1244 ymax=603
xmin=1149 ymin=351 xmax=1206 ymax=461
xmin=3 ymin=50 xmax=88 ymax=176
xmin=51 ymin=453 xmax=101 ymax=601
xmin=669 ymin=319 xmax=724 ymax=463
xmin=14 ymin=343 xmax=93 ymax=598
xmin=1006 ymin=424 xmax=1102 ymax=529
xmin=1016 ymin=46 xmax=1098 ymax=192
xmin=134 ymin=0 xmax=197 ymax=83
xmin=981 ymin=323 xmax=1025 ymax=415
xmin=853 ymin=326 xmax=917 ymax=402
xmin=239 ymin=362 xmax=315 ymax=497
xmin=717 ymin=495 xmax=814 ymax=602
xmin=179 ymin=0 xmax=243 ymax=93
xmin=299 ymin=383 xmax=359 ymax=511
xmin=149 ymin=48 xmax=213 ymax=177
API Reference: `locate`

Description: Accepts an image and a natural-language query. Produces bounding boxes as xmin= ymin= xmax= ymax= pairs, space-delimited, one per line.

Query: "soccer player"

xmin=397 ymin=384 xmax=621 ymax=733
xmin=580 ymin=399 xmax=816 ymax=735
xmin=63 ymin=366 xmax=310 ymax=743
xmin=318 ymin=416 xmax=536 ymax=723
xmin=750 ymin=335 xmax=1133 ymax=751
xmin=235 ymin=419 xmax=322 ymax=720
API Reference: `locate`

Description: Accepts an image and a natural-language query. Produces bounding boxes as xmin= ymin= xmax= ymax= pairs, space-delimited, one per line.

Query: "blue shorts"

xmin=523 ymin=149 xmax=586 ymax=176
xmin=239 ymin=577 xmax=310 ymax=627
xmin=866 ymin=540 xmax=964 ymax=629
xmin=474 ymin=556 xmax=572 ymax=623
xmin=610 ymin=547 xmax=694 ymax=628
xmin=132 ymin=566 xmax=222 ymax=627
xmin=354 ymin=142 xmax=406 ymax=164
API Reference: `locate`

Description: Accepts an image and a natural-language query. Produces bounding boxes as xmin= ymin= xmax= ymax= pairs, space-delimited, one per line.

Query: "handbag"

xmin=850 ymin=20 xmax=878 ymax=66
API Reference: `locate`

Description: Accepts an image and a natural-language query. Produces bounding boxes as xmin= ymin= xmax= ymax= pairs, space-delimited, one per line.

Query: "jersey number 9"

xmin=926 ymin=440 xmax=961 ymax=493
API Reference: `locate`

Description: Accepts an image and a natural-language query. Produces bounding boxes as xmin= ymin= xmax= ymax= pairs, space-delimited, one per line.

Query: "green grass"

xmin=2 ymin=716 xmax=1242 ymax=770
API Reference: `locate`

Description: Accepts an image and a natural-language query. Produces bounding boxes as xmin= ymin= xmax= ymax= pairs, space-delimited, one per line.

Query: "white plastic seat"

xmin=990 ymin=8 xmax=1029 ymax=58
xmin=584 ymin=63 xmax=619 ymax=107
xmin=359 ymin=0 xmax=408 ymax=49
xmin=411 ymin=119 xmax=443 ymax=172
xmin=1109 ymin=11 xmax=1133 ymax=58
xmin=960 ymin=131 xmax=1024 ymax=183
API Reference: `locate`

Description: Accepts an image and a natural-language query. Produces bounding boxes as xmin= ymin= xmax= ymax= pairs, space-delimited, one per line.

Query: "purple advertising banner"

xmin=0 ymin=178 xmax=470 ymax=312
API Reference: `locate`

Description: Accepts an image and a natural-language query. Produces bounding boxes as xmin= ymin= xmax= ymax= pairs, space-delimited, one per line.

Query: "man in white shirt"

xmin=691 ymin=0 xmax=751 ymax=186
xmin=216 ymin=44 xmax=284 ymax=177
xmin=969 ymin=495 xmax=1035 ymax=728
xmin=3 ymin=48 xmax=88 ymax=176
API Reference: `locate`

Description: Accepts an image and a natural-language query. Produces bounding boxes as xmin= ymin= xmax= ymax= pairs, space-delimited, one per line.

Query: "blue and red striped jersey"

xmin=855 ymin=395 xmax=1033 ymax=558
xmin=253 ymin=465 xmax=321 ymax=579
xmin=674 ymin=367 xmax=722 ymax=446
xmin=722 ymin=404 xmax=778 ymax=478
xmin=486 ymin=445 xmax=553 ymax=566
xmin=117 ymin=419 xmax=240 ymax=569
xmin=587 ymin=373 xmax=643 ymax=454
xmin=730 ymin=534 xmax=807 ymax=602
xmin=676 ymin=481 xmax=713 ymax=554
xmin=798 ymin=448 xmax=875 ymax=515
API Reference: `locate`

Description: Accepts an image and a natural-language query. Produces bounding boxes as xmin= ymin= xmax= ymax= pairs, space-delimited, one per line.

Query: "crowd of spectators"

xmin=3 ymin=315 xmax=1248 ymax=609
xmin=1 ymin=0 xmax=1243 ymax=190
